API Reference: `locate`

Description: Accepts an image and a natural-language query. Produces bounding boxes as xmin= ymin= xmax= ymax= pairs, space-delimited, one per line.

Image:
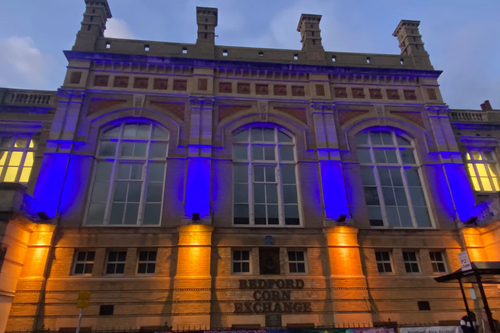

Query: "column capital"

xmin=57 ymin=89 xmax=85 ymax=100
xmin=426 ymin=104 xmax=450 ymax=115
xmin=189 ymin=96 xmax=215 ymax=108
xmin=310 ymin=100 xmax=335 ymax=112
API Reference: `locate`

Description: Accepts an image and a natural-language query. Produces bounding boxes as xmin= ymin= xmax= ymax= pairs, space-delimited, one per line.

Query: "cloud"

xmin=105 ymin=18 xmax=135 ymax=39
xmin=0 ymin=36 xmax=52 ymax=89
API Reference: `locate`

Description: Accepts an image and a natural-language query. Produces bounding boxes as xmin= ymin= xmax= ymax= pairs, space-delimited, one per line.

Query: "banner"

xmin=400 ymin=326 xmax=461 ymax=333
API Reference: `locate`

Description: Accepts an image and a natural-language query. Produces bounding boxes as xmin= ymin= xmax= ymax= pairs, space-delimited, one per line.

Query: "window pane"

xmin=99 ymin=142 xmax=117 ymax=156
xmin=75 ymin=264 xmax=84 ymax=274
xmin=368 ymin=206 xmax=383 ymax=226
xmin=390 ymin=169 xmax=403 ymax=186
xmin=234 ymin=130 xmax=248 ymax=142
xmin=4 ymin=167 xmax=18 ymax=181
xmin=153 ymin=126 xmax=169 ymax=139
xmin=289 ymin=263 xmax=297 ymax=273
xmin=281 ymin=165 xmax=296 ymax=184
xmin=0 ymin=137 xmax=13 ymax=147
xmin=415 ymin=207 xmax=431 ymax=227
xmin=138 ymin=263 xmax=147 ymax=274
xmin=382 ymin=187 xmax=396 ymax=206
xmin=150 ymin=143 xmax=168 ymax=158
xmin=355 ymin=132 xmax=368 ymax=145
xmin=96 ymin=162 xmax=113 ymax=181
xmin=360 ymin=167 xmax=375 ymax=185
xmin=149 ymin=252 xmax=157 ymax=261
xmin=265 ymin=167 xmax=275 ymax=182
xmin=254 ymin=205 xmax=266 ymax=224
xmin=357 ymin=148 xmax=371 ymax=163
xmin=254 ymin=166 xmax=264 ymax=181
xmin=264 ymin=146 xmax=275 ymax=160
xmin=278 ymin=131 xmax=293 ymax=143
xmin=143 ymin=204 xmax=161 ymax=225
xmin=396 ymin=135 xmax=411 ymax=146
xmin=116 ymin=264 xmax=125 ymax=274
xmin=386 ymin=207 xmax=400 ymax=227
xmin=251 ymin=128 xmax=263 ymax=142
xmin=84 ymin=264 xmax=93 ymax=274
xmin=136 ymin=124 xmax=150 ymax=138
xmin=267 ymin=205 xmax=279 ymax=224
xmin=381 ymin=132 xmax=393 ymax=145
xmin=386 ymin=150 xmax=398 ymax=163
xmin=234 ymin=204 xmax=249 ymax=223
xmin=147 ymin=263 xmax=156 ymax=274
xmin=149 ymin=163 xmax=165 ymax=182
xmin=378 ymin=168 xmax=391 ymax=186
xmin=297 ymin=251 xmax=304 ymax=261
xmin=254 ymin=184 xmax=265 ymax=203
xmin=405 ymin=168 xmax=421 ymax=186
xmin=401 ymin=149 xmax=416 ymax=164
xmin=134 ymin=142 xmax=147 ymax=157
xmin=283 ymin=185 xmax=298 ymax=204
xmin=266 ymin=184 xmax=278 ymax=203
xmin=124 ymin=204 xmax=139 ymax=224
xmin=120 ymin=142 xmax=134 ymax=157
xmin=252 ymin=146 xmax=263 ymax=160
xmin=91 ymin=181 xmax=109 ymax=202
xmin=285 ymin=205 xmax=300 ymax=225
xmin=103 ymin=126 xmax=120 ymax=138
xmin=130 ymin=164 xmax=143 ymax=179
xmin=242 ymin=262 xmax=250 ymax=272
xmin=24 ymin=151 xmax=34 ymax=167
xmin=410 ymin=187 xmax=426 ymax=206
xmin=370 ymin=132 xmax=383 ymax=145
xmin=233 ymin=145 xmax=248 ymax=160
xmin=127 ymin=182 xmax=142 ymax=202
xmin=113 ymin=182 xmax=128 ymax=201
xmin=123 ymin=124 xmax=137 ymax=137
xmin=117 ymin=164 xmax=131 ymax=179
xmin=234 ymin=164 xmax=248 ymax=183
xmin=471 ymin=151 xmax=482 ymax=160
xmin=364 ymin=187 xmax=380 ymax=205
xmin=19 ymin=167 xmax=31 ymax=183
xmin=288 ymin=252 xmax=296 ymax=261
xmin=146 ymin=182 xmax=163 ymax=202
xmin=234 ymin=183 xmax=248 ymax=203
xmin=87 ymin=203 xmax=106 ymax=225
xmin=9 ymin=152 xmax=22 ymax=166
xmin=110 ymin=203 xmax=125 ymax=224
xmin=279 ymin=146 xmax=294 ymax=161
xmin=399 ymin=207 xmax=413 ymax=227
xmin=139 ymin=251 xmax=148 ymax=261
xmin=263 ymin=128 xmax=274 ymax=142
xmin=394 ymin=188 xmax=408 ymax=206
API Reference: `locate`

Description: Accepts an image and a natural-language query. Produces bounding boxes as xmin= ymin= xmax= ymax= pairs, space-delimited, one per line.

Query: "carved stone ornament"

xmin=258 ymin=100 xmax=269 ymax=121
xmin=57 ymin=89 xmax=85 ymax=99
xmin=310 ymin=101 xmax=334 ymax=112
xmin=133 ymin=94 xmax=146 ymax=109
xmin=426 ymin=105 xmax=450 ymax=115
xmin=189 ymin=96 xmax=215 ymax=107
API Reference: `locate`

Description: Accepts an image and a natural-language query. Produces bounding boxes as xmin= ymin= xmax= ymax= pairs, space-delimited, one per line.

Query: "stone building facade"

xmin=1 ymin=0 xmax=500 ymax=331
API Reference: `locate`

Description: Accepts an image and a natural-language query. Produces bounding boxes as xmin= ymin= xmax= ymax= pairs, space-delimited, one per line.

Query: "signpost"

xmin=76 ymin=291 xmax=90 ymax=333
xmin=458 ymin=251 xmax=472 ymax=271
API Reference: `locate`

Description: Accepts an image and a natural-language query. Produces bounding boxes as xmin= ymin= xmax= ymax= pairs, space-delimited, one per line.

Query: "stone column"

xmin=183 ymin=97 xmax=214 ymax=224
xmin=311 ymin=102 xmax=350 ymax=225
xmin=324 ymin=226 xmax=371 ymax=326
xmin=172 ymin=224 xmax=214 ymax=330
xmin=426 ymin=105 xmax=476 ymax=222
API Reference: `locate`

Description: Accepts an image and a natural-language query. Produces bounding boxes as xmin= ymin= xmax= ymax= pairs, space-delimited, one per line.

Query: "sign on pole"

xmin=459 ymin=251 xmax=472 ymax=271
xmin=77 ymin=291 xmax=91 ymax=309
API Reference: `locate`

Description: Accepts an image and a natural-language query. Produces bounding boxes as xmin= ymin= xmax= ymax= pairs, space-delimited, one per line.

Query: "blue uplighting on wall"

xmin=319 ymin=160 xmax=350 ymax=220
xmin=443 ymin=163 xmax=476 ymax=221
xmin=184 ymin=157 xmax=212 ymax=219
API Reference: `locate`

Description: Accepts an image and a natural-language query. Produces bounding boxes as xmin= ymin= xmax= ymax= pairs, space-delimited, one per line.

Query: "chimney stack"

xmin=196 ymin=7 xmax=218 ymax=57
xmin=297 ymin=14 xmax=325 ymax=62
xmin=393 ymin=20 xmax=432 ymax=69
xmin=73 ymin=0 xmax=112 ymax=51
xmin=480 ymin=100 xmax=493 ymax=111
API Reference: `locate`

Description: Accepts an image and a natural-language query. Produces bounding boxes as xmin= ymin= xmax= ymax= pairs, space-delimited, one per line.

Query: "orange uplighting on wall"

xmin=461 ymin=227 xmax=488 ymax=262
xmin=176 ymin=224 xmax=214 ymax=278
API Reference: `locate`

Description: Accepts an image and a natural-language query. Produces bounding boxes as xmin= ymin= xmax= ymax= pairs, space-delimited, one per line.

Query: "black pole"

xmin=459 ymin=278 xmax=475 ymax=333
xmin=475 ymin=272 xmax=496 ymax=333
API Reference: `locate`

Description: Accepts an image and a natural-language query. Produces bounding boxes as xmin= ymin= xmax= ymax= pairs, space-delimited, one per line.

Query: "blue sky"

xmin=0 ymin=0 xmax=498 ymax=109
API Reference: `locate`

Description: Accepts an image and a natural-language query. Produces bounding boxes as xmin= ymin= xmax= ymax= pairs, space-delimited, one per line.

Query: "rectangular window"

xmin=232 ymin=250 xmax=250 ymax=274
xmin=259 ymin=247 xmax=280 ymax=275
xmin=466 ymin=150 xmax=500 ymax=192
xmin=429 ymin=251 xmax=447 ymax=273
xmin=403 ymin=251 xmax=420 ymax=273
xmin=0 ymin=135 xmax=36 ymax=183
xmin=375 ymin=251 xmax=392 ymax=273
xmin=137 ymin=250 xmax=157 ymax=274
xmin=99 ymin=305 xmax=114 ymax=315
xmin=288 ymin=250 xmax=306 ymax=273
xmin=105 ymin=251 xmax=126 ymax=275
xmin=73 ymin=251 xmax=95 ymax=275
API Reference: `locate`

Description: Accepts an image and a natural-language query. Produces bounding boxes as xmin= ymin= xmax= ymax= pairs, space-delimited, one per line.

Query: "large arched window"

xmin=0 ymin=135 xmax=36 ymax=184
xmin=356 ymin=130 xmax=431 ymax=228
xmin=86 ymin=121 xmax=169 ymax=226
xmin=232 ymin=126 xmax=300 ymax=226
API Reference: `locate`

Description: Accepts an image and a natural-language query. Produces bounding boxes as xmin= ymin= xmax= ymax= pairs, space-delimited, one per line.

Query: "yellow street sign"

xmin=77 ymin=291 xmax=91 ymax=308
xmin=76 ymin=300 xmax=89 ymax=309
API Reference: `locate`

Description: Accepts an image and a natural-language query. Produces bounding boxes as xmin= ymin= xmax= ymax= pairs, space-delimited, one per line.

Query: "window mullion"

xmin=249 ymin=161 xmax=255 ymax=225
xmin=137 ymin=161 xmax=148 ymax=225
xmin=277 ymin=164 xmax=284 ymax=226
xmin=104 ymin=160 xmax=119 ymax=227
xmin=373 ymin=165 xmax=388 ymax=227
xmin=401 ymin=167 xmax=418 ymax=228
xmin=16 ymin=150 xmax=28 ymax=183
xmin=473 ymin=163 xmax=483 ymax=192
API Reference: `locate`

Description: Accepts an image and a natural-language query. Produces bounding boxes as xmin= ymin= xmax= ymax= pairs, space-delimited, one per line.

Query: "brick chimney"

xmin=480 ymin=100 xmax=493 ymax=111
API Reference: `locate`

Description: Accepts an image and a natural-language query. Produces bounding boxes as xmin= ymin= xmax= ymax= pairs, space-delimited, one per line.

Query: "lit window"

xmin=86 ymin=122 xmax=169 ymax=226
xmin=232 ymin=127 xmax=300 ymax=226
xmin=465 ymin=150 xmax=500 ymax=192
xmin=0 ymin=135 xmax=36 ymax=184
xmin=375 ymin=251 xmax=392 ymax=273
xmin=403 ymin=251 xmax=420 ymax=273
xmin=105 ymin=251 xmax=126 ymax=275
xmin=72 ymin=251 xmax=95 ymax=275
xmin=288 ymin=250 xmax=306 ymax=273
xmin=429 ymin=251 xmax=447 ymax=273
xmin=356 ymin=130 xmax=431 ymax=228
xmin=137 ymin=250 xmax=157 ymax=274
xmin=232 ymin=250 xmax=250 ymax=274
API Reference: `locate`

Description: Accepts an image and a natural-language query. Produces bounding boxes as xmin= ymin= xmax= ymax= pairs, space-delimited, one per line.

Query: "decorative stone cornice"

xmin=310 ymin=101 xmax=335 ymax=112
xmin=57 ymin=89 xmax=85 ymax=100
xmin=189 ymin=96 xmax=215 ymax=107
xmin=426 ymin=104 xmax=450 ymax=115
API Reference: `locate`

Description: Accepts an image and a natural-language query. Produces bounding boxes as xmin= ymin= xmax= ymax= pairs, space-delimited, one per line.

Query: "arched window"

xmin=232 ymin=126 xmax=300 ymax=226
xmin=0 ymin=135 xmax=36 ymax=183
xmin=86 ymin=121 xmax=169 ymax=226
xmin=356 ymin=130 xmax=431 ymax=228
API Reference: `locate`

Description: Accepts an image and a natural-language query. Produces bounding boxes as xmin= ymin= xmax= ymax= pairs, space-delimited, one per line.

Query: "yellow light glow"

xmin=0 ymin=152 xmax=6 ymax=165
xmin=465 ymin=153 xmax=471 ymax=160
xmin=4 ymin=167 xmax=18 ymax=182
xmin=472 ymin=151 xmax=482 ymax=160
xmin=9 ymin=152 xmax=22 ymax=166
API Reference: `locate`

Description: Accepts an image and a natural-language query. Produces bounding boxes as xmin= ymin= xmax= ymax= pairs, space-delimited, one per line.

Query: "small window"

xmin=293 ymin=54 xmax=298 ymax=60
xmin=223 ymin=49 xmax=228 ymax=56
xmin=418 ymin=301 xmax=431 ymax=311
xmin=259 ymin=51 xmax=264 ymax=57
xmin=429 ymin=251 xmax=447 ymax=273
xmin=137 ymin=250 xmax=157 ymax=274
xmin=106 ymin=41 xmax=111 ymax=49
xmin=99 ymin=305 xmax=114 ymax=316
xmin=288 ymin=250 xmax=306 ymax=273
xmin=400 ymin=58 xmax=404 ymax=65
xmin=144 ymin=45 xmax=150 ymax=52
xmin=0 ymin=135 xmax=37 ymax=183
xmin=375 ymin=251 xmax=392 ymax=273
xmin=366 ymin=57 xmax=371 ymax=64
xmin=332 ymin=55 xmax=336 ymax=62
xmin=182 ymin=47 xmax=187 ymax=54
xmin=204 ymin=33 xmax=207 ymax=39
xmin=403 ymin=251 xmax=420 ymax=273
xmin=232 ymin=250 xmax=250 ymax=274
xmin=73 ymin=251 xmax=95 ymax=275
xmin=259 ymin=248 xmax=280 ymax=275
xmin=105 ymin=251 xmax=126 ymax=275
